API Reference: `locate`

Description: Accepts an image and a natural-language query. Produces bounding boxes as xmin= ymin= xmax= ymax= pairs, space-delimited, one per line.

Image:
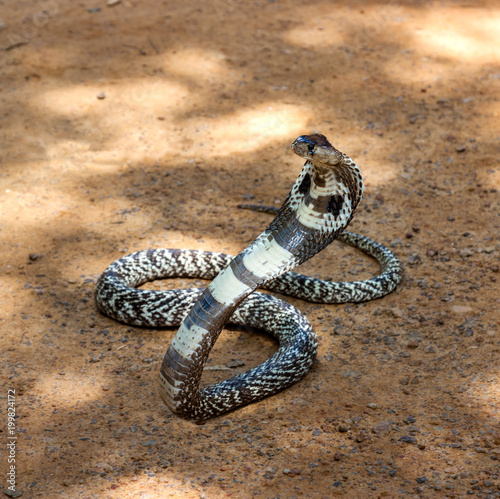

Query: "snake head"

xmin=292 ymin=133 xmax=343 ymax=167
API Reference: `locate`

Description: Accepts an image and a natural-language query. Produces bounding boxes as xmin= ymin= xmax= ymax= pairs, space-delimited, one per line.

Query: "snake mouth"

xmin=292 ymin=133 xmax=343 ymax=167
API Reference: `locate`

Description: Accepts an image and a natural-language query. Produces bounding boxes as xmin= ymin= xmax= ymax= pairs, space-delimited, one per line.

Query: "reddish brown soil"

xmin=1 ymin=1 xmax=499 ymax=498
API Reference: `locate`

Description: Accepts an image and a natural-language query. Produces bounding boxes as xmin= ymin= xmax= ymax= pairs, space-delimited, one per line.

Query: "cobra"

xmin=95 ymin=133 xmax=402 ymax=422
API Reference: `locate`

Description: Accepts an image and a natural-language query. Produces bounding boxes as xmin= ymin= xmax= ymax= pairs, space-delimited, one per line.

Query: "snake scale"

xmin=95 ymin=133 xmax=402 ymax=422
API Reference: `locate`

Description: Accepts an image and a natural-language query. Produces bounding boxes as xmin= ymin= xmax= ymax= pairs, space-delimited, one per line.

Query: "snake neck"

xmin=269 ymin=158 xmax=363 ymax=264
xmin=160 ymin=134 xmax=364 ymax=420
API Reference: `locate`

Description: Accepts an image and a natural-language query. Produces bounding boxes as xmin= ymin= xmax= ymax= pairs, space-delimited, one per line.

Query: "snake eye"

xmin=307 ymin=143 xmax=315 ymax=154
xmin=298 ymin=173 xmax=311 ymax=195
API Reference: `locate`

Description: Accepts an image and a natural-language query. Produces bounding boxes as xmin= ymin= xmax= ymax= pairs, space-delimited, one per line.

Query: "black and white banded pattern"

xmin=95 ymin=133 xmax=402 ymax=422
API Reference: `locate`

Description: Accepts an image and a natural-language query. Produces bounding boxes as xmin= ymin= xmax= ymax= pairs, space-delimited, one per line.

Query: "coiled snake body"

xmin=95 ymin=133 xmax=402 ymax=422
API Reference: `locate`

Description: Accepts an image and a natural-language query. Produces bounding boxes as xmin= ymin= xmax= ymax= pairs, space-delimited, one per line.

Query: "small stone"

xmin=97 ymin=92 xmax=106 ymax=100
xmin=400 ymin=435 xmax=418 ymax=445
xmin=95 ymin=462 xmax=112 ymax=471
xmin=354 ymin=433 xmax=365 ymax=442
xmin=107 ymin=0 xmax=121 ymax=5
xmin=373 ymin=421 xmax=392 ymax=434
xmin=426 ymin=249 xmax=438 ymax=257
xmin=367 ymin=403 xmax=378 ymax=410
xmin=416 ymin=476 xmax=428 ymax=483
xmin=227 ymin=359 xmax=245 ymax=368
xmin=3 ymin=490 xmax=23 ymax=498
xmin=407 ymin=253 xmax=422 ymax=265
xmin=455 ymin=145 xmax=466 ymax=153
xmin=451 ymin=306 xmax=473 ymax=314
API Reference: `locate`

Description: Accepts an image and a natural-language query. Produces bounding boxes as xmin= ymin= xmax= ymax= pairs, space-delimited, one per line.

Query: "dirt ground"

xmin=1 ymin=1 xmax=499 ymax=498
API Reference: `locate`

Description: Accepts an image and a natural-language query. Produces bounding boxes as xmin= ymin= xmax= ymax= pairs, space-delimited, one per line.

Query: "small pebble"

xmin=451 ymin=306 xmax=473 ymax=314
xmin=29 ymin=253 xmax=43 ymax=261
xmin=97 ymin=92 xmax=106 ymax=100
xmin=455 ymin=145 xmax=466 ymax=153
xmin=3 ymin=489 xmax=23 ymax=498
xmin=227 ymin=359 xmax=245 ymax=368
xmin=400 ymin=435 xmax=418 ymax=445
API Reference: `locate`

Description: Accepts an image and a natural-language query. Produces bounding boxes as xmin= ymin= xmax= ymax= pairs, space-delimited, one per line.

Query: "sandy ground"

xmin=1 ymin=1 xmax=500 ymax=498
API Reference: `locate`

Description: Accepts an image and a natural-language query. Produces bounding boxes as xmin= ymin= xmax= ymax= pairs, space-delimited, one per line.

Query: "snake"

xmin=95 ymin=133 xmax=402 ymax=422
